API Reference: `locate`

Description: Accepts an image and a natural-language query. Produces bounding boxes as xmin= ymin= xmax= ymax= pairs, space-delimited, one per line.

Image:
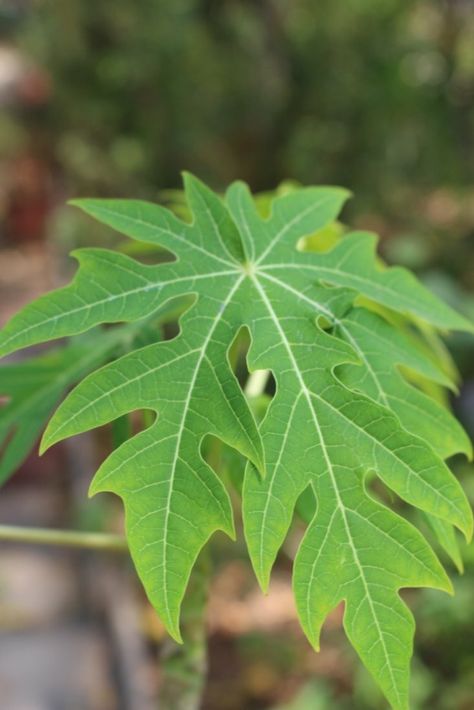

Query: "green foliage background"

xmin=3 ymin=1 xmax=473 ymax=197
xmin=3 ymin=2 xmax=474 ymax=308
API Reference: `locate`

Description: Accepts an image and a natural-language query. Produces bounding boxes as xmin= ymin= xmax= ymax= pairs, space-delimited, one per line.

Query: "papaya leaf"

xmin=0 ymin=331 xmax=120 ymax=484
xmin=0 ymin=301 xmax=185 ymax=485
xmin=0 ymin=174 xmax=472 ymax=709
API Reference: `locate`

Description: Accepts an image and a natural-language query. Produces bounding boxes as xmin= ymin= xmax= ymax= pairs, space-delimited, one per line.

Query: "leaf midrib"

xmin=159 ymin=271 xmax=245 ymax=635
xmin=250 ymin=272 xmax=401 ymax=706
xmin=255 ymin=390 xmax=303 ymax=586
xmin=255 ymin=194 xmax=339 ymax=266
xmin=257 ymin=270 xmax=464 ymax=524
xmin=75 ymin=202 xmax=238 ymax=268
xmin=260 ymin=271 xmax=390 ymax=407
xmin=0 ymin=269 xmax=238 ymax=356
xmin=259 ymin=262 xmax=456 ymax=327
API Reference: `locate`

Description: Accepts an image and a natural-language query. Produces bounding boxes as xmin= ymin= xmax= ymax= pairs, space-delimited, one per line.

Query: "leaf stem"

xmin=244 ymin=369 xmax=270 ymax=398
xmin=0 ymin=524 xmax=128 ymax=552
xmin=159 ymin=549 xmax=210 ymax=709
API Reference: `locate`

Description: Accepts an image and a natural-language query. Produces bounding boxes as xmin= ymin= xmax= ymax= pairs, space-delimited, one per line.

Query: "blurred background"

xmin=0 ymin=1 xmax=474 ymax=708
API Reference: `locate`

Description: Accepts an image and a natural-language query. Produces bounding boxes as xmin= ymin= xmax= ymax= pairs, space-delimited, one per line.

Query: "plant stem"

xmin=159 ymin=550 xmax=210 ymax=710
xmin=244 ymin=368 xmax=270 ymax=398
xmin=0 ymin=524 xmax=128 ymax=552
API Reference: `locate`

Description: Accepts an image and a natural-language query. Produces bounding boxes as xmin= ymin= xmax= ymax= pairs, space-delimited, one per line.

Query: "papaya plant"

xmin=0 ymin=174 xmax=472 ymax=710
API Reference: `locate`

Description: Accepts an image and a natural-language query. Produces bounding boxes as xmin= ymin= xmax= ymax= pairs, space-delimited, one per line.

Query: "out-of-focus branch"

xmin=0 ymin=524 xmax=128 ymax=552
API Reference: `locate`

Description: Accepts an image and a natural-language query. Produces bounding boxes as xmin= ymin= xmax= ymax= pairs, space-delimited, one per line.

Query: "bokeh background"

xmin=0 ymin=2 xmax=474 ymax=709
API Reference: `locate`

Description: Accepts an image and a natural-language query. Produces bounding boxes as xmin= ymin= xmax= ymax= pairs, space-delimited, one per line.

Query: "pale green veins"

xmin=0 ymin=173 xmax=472 ymax=710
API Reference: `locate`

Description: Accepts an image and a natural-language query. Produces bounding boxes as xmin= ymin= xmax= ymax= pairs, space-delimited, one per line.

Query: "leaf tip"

xmin=227 ymin=522 xmax=237 ymax=542
xmin=88 ymin=472 xmax=109 ymax=498
xmin=335 ymin=186 xmax=352 ymax=203
xmin=455 ymin=558 xmax=465 ymax=575
xmin=167 ymin=623 xmax=184 ymax=645
xmin=465 ymin=521 xmax=473 ymax=545
xmin=303 ymin=626 xmax=320 ymax=653
xmin=459 ymin=505 xmax=474 ymax=543
xmin=253 ymin=563 xmax=271 ymax=594
xmin=67 ymin=197 xmax=92 ymax=211
xmin=181 ymin=170 xmax=199 ymax=192
xmin=40 ymin=413 xmax=66 ymax=454
xmin=88 ymin=480 xmax=99 ymax=498
xmin=39 ymin=431 xmax=54 ymax=456
xmin=443 ymin=576 xmax=455 ymax=596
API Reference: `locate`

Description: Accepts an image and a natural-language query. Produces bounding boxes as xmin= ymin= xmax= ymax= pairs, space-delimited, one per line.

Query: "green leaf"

xmin=226 ymin=180 xmax=472 ymax=331
xmin=0 ymin=174 xmax=471 ymax=708
xmin=334 ymin=308 xmax=471 ymax=569
xmin=423 ymin=513 xmax=464 ymax=574
xmin=0 ymin=301 xmax=184 ymax=484
xmin=0 ymin=332 xmax=119 ymax=484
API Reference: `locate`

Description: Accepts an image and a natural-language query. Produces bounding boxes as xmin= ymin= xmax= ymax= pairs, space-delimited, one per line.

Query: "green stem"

xmin=159 ymin=550 xmax=210 ymax=710
xmin=0 ymin=524 xmax=128 ymax=552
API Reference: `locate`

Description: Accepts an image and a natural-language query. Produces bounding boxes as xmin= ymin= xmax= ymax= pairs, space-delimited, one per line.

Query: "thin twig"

xmin=0 ymin=524 xmax=128 ymax=552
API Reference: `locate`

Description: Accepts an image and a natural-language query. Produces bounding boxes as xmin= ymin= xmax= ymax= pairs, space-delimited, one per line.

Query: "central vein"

xmin=160 ymin=271 xmax=245 ymax=630
xmin=249 ymin=271 xmax=398 ymax=701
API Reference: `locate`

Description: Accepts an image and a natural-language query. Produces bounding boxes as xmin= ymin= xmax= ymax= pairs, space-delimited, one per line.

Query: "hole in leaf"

xmin=365 ymin=470 xmax=397 ymax=509
xmin=201 ymin=434 xmax=246 ymax=497
xmin=107 ymin=410 xmax=157 ymax=451
xmin=228 ymin=326 xmax=251 ymax=388
xmin=117 ymin=242 xmax=176 ymax=265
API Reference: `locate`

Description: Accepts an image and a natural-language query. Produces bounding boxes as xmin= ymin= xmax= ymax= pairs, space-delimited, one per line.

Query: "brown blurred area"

xmin=1 ymin=2 xmax=474 ymax=709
